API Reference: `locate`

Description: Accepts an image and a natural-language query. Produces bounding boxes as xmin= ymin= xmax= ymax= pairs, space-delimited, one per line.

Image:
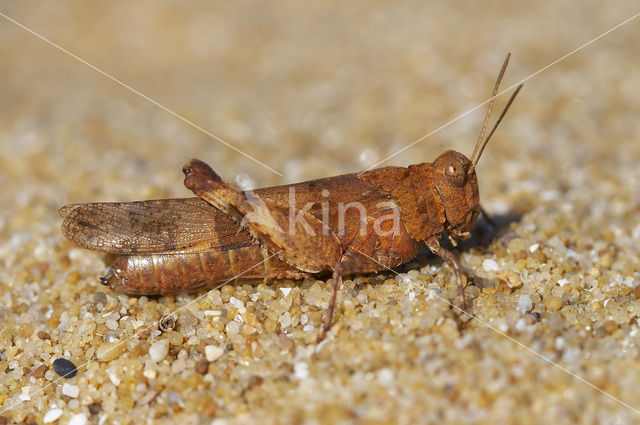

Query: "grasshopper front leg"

xmin=425 ymin=236 xmax=468 ymax=311
xmin=183 ymin=159 xmax=349 ymax=341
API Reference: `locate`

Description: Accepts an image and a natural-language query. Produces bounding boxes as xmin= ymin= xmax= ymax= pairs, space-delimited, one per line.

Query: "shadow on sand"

xmin=401 ymin=212 xmax=522 ymax=273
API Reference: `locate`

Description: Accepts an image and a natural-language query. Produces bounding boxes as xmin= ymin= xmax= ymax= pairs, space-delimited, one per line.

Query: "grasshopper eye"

xmin=444 ymin=159 xmax=466 ymax=187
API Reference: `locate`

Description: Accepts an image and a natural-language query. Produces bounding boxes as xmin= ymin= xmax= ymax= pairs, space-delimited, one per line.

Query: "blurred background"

xmin=2 ymin=1 xmax=640 ymax=423
xmin=1 ymin=1 xmax=638 ymax=213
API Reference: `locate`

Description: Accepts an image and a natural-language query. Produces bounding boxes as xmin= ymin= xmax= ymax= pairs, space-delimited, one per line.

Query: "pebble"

xmin=88 ymin=402 xmax=102 ymax=415
xmin=278 ymin=335 xmax=294 ymax=352
xmin=516 ymin=295 xmax=533 ymax=313
xmin=171 ymin=357 xmax=186 ymax=374
xmin=279 ymin=312 xmax=292 ymax=329
xmin=143 ymin=369 xmax=157 ymax=379
xmin=507 ymin=238 xmax=526 ymax=253
xmin=149 ymin=340 xmax=169 ymax=362
xmin=195 ymin=359 xmax=210 ymax=374
xmin=67 ymin=413 xmax=87 ymax=425
xmin=62 ymin=382 xmax=80 ymax=398
xmin=294 ymin=362 xmax=309 ymax=380
xmin=43 ymin=408 xmax=63 ymax=423
xmin=205 ymin=345 xmax=224 ymax=362
xmin=165 ymin=390 xmax=183 ymax=406
xmin=602 ymin=320 xmax=618 ymax=334
xmin=377 ymin=368 xmax=395 ymax=387
xmin=108 ymin=369 xmax=121 ymax=385
xmin=104 ymin=332 xmax=120 ymax=343
xmin=93 ymin=292 xmax=107 ymax=306
xmin=32 ymin=364 xmax=47 ymax=379
xmin=280 ymin=288 xmax=292 ymax=297
xmin=229 ymin=296 xmax=246 ymax=312
xmin=225 ymin=321 xmax=241 ymax=335
xmin=248 ymin=375 xmax=264 ymax=389
xmin=166 ymin=331 xmax=184 ymax=346
xmin=483 ymin=259 xmax=499 ymax=272
xmin=178 ymin=311 xmax=198 ymax=328
xmin=544 ymin=296 xmax=563 ymax=311
xmin=53 ymin=358 xmax=77 ymax=378
xmin=96 ymin=341 xmax=125 ymax=362
xmin=138 ymin=390 xmax=158 ymax=406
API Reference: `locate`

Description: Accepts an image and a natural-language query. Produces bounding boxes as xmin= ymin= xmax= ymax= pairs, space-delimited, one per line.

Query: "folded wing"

xmin=59 ymin=197 xmax=254 ymax=254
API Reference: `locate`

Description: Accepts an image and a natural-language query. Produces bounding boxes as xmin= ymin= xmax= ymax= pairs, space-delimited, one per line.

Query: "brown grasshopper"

xmin=60 ymin=54 xmax=522 ymax=341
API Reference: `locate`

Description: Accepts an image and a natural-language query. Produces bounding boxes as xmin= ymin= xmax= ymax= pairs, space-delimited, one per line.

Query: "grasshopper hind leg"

xmin=317 ymin=250 xmax=371 ymax=343
xmin=317 ymin=264 xmax=344 ymax=343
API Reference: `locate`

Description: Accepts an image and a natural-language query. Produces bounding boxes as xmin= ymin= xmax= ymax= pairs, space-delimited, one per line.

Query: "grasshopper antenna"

xmin=469 ymin=53 xmax=523 ymax=168
xmin=470 ymin=53 xmax=511 ymax=164
xmin=471 ymin=83 xmax=523 ymax=168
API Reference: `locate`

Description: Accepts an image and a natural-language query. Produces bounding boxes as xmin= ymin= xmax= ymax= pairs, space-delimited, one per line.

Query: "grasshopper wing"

xmin=59 ymin=197 xmax=253 ymax=254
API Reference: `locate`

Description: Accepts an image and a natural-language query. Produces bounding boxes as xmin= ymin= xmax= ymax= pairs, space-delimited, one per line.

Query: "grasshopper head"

xmin=431 ymin=53 xmax=523 ymax=241
xmin=432 ymin=150 xmax=479 ymax=240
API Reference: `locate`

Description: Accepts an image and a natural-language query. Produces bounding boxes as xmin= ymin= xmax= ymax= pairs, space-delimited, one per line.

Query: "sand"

xmin=1 ymin=1 xmax=640 ymax=424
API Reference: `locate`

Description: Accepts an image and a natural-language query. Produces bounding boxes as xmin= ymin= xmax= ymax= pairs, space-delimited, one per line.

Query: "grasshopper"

xmin=60 ymin=54 xmax=522 ymax=341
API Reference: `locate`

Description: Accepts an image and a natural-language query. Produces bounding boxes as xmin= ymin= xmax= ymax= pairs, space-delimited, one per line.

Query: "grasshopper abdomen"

xmin=105 ymin=247 xmax=298 ymax=295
